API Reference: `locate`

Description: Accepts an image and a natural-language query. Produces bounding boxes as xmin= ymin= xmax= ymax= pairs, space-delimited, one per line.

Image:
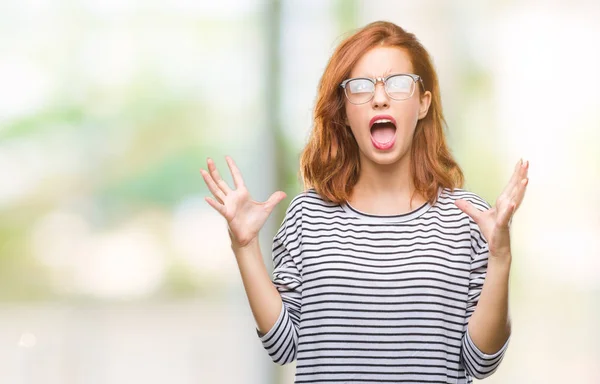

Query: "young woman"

xmin=201 ymin=21 xmax=528 ymax=383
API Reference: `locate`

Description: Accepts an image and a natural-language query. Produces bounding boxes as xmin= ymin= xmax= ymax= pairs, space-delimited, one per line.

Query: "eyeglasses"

xmin=340 ymin=73 xmax=424 ymax=105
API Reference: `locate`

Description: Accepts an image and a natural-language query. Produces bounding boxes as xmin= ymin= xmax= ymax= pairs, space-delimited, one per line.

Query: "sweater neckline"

xmin=341 ymin=199 xmax=432 ymax=224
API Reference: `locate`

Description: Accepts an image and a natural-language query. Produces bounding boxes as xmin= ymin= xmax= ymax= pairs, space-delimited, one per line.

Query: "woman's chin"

xmin=360 ymin=145 xmax=409 ymax=166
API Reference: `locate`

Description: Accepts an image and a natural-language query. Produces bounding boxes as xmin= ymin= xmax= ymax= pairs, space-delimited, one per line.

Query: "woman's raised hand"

xmin=455 ymin=159 xmax=529 ymax=261
xmin=200 ymin=156 xmax=287 ymax=249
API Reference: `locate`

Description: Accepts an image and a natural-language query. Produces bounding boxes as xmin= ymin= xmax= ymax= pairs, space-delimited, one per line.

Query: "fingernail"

xmin=521 ymin=159 xmax=527 ymax=168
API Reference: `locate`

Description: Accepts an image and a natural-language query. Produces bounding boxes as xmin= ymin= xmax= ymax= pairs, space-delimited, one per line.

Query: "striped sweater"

xmin=256 ymin=188 xmax=510 ymax=383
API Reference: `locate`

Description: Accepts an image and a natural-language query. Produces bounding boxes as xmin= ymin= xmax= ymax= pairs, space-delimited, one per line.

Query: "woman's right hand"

xmin=200 ymin=156 xmax=287 ymax=249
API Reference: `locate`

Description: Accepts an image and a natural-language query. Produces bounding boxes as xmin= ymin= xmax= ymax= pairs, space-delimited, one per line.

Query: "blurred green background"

xmin=0 ymin=0 xmax=598 ymax=383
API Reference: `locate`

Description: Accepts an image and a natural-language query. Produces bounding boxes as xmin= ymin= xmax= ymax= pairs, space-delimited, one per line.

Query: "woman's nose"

xmin=372 ymin=82 xmax=389 ymax=109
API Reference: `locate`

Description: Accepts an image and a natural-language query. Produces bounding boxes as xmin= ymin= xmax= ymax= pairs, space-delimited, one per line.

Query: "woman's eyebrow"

xmin=357 ymin=70 xmax=398 ymax=79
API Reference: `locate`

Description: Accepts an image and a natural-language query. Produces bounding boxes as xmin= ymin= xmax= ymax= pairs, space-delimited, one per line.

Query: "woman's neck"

xmin=348 ymin=154 xmax=426 ymax=215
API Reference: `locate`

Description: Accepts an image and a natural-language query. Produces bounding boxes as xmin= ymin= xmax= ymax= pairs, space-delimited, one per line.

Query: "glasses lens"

xmin=385 ymin=75 xmax=415 ymax=100
xmin=345 ymin=79 xmax=374 ymax=104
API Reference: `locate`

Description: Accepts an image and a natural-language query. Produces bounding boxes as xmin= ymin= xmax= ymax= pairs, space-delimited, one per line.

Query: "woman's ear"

xmin=418 ymin=90 xmax=432 ymax=120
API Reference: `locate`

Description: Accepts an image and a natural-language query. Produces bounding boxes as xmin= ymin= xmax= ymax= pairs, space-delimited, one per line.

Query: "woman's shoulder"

xmin=438 ymin=187 xmax=492 ymax=211
xmin=284 ymin=187 xmax=344 ymax=215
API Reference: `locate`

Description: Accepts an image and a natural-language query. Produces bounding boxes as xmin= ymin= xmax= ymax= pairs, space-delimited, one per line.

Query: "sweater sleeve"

xmin=255 ymin=196 xmax=303 ymax=365
xmin=460 ymin=197 xmax=510 ymax=379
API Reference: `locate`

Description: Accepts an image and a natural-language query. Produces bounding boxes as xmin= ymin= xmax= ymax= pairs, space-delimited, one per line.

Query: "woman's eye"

xmin=350 ymin=81 xmax=372 ymax=93
xmin=387 ymin=76 xmax=411 ymax=90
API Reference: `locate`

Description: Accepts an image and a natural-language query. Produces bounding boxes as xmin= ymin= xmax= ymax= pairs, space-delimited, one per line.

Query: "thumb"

xmin=265 ymin=191 xmax=287 ymax=212
xmin=455 ymin=199 xmax=483 ymax=223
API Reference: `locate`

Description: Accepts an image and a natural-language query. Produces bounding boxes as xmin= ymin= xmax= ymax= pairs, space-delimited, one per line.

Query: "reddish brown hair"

xmin=299 ymin=21 xmax=464 ymax=205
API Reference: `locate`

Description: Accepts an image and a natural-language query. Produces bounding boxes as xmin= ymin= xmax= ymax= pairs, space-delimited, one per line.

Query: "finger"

xmin=497 ymin=201 xmax=516 ymax=227
xmin=205 ymin=196 xmax=227 ymax=216
xmin=507 ymin=160 xmax=529 ymax=205
xmin=455 ymin=199 xmax=483 ymax=224
xmin=207 ymin=158 xmax=232 ymax=194
xmin=510 ymin=177 xmax=529 ymax=211
xmin=499 ymin=159 xmax=525 ymax=198
xmin=200 ymin=169 xmax=226 ymax=203
xmin=517 ymin=159 xmax=529 ymax=184
xmin=225 ymin=156 xmax=246 ymax=189
xmin=264 ymin=191 xmax=287 ymax=213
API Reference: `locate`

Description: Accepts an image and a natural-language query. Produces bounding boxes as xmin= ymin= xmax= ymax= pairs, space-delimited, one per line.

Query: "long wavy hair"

xmin=299 ymin=21 xmax=464 ymax=205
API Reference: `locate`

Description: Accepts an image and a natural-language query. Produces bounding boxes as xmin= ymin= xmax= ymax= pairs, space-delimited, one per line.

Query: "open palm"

xmin=455 ymin=159 xmax=529 ymax=259
xmin=200 ymin=156 xmax=286 ymax=249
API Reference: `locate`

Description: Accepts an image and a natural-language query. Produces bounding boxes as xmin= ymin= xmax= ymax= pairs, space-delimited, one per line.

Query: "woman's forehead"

xmin=350 ymin=46 xmax=414 ymax=78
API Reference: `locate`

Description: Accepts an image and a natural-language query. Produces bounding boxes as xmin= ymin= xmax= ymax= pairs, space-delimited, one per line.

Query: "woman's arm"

xmin=467 ymin=256 xmax=511 ymax=354
xmin=456 ymin=159 xmax=528 ymax=354
xmin=455 ymin=159 xmax=529 ymax=377
xmin=233 ymin=237 xmax=284 ymax=336
xmin=200 ymin=156 xmax=301 ymax=364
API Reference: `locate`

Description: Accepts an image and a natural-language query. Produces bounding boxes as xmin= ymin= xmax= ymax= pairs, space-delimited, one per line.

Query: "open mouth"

xmin=369 ymin=116 xmax=397 ymax=149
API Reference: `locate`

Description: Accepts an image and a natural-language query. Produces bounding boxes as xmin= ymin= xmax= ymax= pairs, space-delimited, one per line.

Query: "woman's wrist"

xmin=488 ymin=252 xmax=512 ymax=270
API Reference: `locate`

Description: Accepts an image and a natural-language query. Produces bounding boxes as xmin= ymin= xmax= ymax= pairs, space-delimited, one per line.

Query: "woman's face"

xmin=344 ymin=46 xmax=431 ymax=167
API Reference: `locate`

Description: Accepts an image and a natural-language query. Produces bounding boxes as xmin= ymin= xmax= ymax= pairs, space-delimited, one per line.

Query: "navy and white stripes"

xmin=257 ymin=188 xmax=509 ymax=383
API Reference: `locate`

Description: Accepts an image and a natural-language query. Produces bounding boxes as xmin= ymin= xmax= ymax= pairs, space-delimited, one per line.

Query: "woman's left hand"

xmin=455 ymin=159 xmax=529 ymax=261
